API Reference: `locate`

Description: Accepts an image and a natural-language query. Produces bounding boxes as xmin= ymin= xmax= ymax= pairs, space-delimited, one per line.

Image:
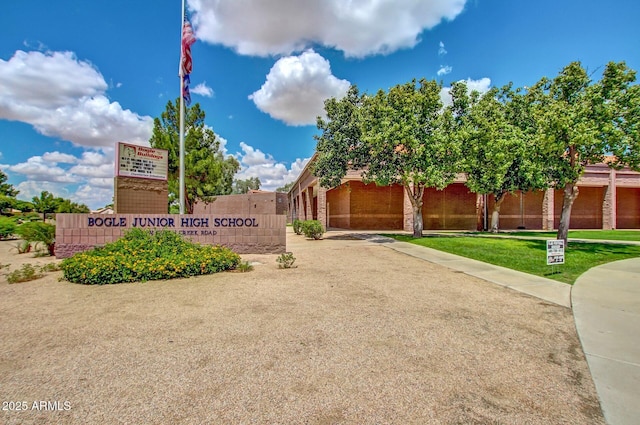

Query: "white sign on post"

xmin=546 ymin=240 xmax=565 ymax=265
xmin=116 ymin=142 xmax=168 ymax=180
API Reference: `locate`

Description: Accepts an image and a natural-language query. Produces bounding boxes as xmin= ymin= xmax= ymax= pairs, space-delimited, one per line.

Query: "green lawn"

xmin=500 ymin=230 xmax=640 ymax=242
xmin=387 ymin=234 xmax=640 ymax=284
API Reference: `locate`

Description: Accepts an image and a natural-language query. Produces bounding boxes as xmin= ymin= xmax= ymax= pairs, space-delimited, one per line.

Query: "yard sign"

xmin=546 ymin=239 xmax=565 ymax=265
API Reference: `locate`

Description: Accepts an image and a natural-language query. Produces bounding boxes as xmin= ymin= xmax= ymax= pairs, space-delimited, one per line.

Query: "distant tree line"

xmin=0 ymin=173 xmax=90 ymax=218
xmin=314 ymin=61 xmax=639 ymax=242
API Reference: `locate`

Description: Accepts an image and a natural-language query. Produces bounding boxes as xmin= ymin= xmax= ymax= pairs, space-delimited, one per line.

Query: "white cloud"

xmin=440 ymin=77 xmax=492 ymax=106
xmin=68 ymin=163 xmax=113 ymax=179
xmin=249 ymin=50 xmax=350 ymax=126
xmin=192 ymin=82 xmax=214 ymax=97
xmin=7 ymin=149 xmax=117 ymax=209
xmin=465 ymin=77 xmax=492 ymax=94
xmin=73 ymin=184 xmax=114 ymax=208
xmin=234 ymin=142 xmax=310 ymax=190
xmin=190 ymin=0 xmax=467 ymax=57
xmin=6 ymin=156 xmax=78 ymax=183
xmin=0 ymin=50 xmax=153 ymax=148
xmin=14 ymin=180 xmax=72 ymax=201
xmin=8 ymin=140 xmax=306 ymax=207
xmin=438 ymin=41 xmax=448 ymax=55
xmin=42 ymin=151 xmax=77 ymax=164
xmin=437 ymin=65 xmax=452 ymax=76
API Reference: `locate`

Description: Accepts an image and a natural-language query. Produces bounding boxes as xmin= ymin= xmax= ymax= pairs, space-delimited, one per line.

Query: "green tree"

xmin=32 ymin=191 xmax=58 ymax=220
xmin=0 ymin=196 xmax=15 ymax=214
xmin=314 ymin=85 xmax=367 ymax=188
xmin=56 ymin=198 xmax=90 ymax=213
xmin=13 ymin=200 xmax=34 ymax=212
xmin=453 ymin=83 xmax=547 ymax=232
xmin=315 ymin=80 xmax=460 ymax=237
xmin=276 ymin=182 xmax=295 ymax=193
xmin=0 ymin=169 xmax=18 ymax=197
xmin=232 ymin=177 xmax=261 ymax=194
xmin=149 ymin=99 xmax=240 ymax=213
xmin=0 ymin=169 xmax=18 ymax=213
xmin=363 ymin=80 xmax=460 ymax=237
xmin=530 ymin=61 xmax=639 ymax=242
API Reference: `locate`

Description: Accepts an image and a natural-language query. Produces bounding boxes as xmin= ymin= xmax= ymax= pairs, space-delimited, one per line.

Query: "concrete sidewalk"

xmin=572 ymin=258 xmax=640 ymax=425
xmin=355 ymin=233 xmax=639 ymax=425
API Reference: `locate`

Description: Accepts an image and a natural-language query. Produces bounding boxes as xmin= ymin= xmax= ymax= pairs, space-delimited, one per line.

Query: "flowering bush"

xmin=60 ymin=228 xmax=241 ymax=285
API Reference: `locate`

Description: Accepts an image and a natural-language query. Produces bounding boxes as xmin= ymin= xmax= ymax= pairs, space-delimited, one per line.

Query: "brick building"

xmin=193 ymin=190 xmax=288 ymax=216
xmin=288 ymin=154 xmax=640 ymax=231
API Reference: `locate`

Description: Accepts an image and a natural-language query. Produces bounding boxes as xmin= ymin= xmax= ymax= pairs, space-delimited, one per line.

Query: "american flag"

xmin=182 ymin=74 xmax=191 ymax=106
xmin=181 ymin=17 xmax=196 ymax=105
xmin=181 ymin=18 xmax=196 ymax=75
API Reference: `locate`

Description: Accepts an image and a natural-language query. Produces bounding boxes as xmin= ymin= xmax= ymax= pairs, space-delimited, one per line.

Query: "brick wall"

xmin=488 ymin=191 xmax=544 ymax=230
xmin=554 ymin=187 xmax=604 ymax=229
xmin=349 ymin=181 xmax=404 ymax=229
xmin=617 ymin=188 xmax=640 ymax=228
xmin=55 ymin=213 xmax=286 ymax=258
xmin=423 ymin=184 xmax=477 ymax=230
xmin=114 ymin=176 xmax=168 ymax=213
xmin=193 ymin=192 xmax=287 ymax=215
xmin=326 ymin=184 xmax=351 ymax=228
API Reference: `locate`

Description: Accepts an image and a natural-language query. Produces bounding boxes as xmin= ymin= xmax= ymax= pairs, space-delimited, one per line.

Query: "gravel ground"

xmin=0 ymin=230 xmax=604 ymax=424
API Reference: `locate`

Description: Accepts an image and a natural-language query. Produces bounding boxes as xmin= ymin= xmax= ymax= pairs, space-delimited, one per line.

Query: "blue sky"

xmin=1 ymin=0 xmax=638 ymax=209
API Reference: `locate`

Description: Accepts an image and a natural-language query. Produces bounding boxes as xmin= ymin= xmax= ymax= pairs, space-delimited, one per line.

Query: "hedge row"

xmin=60 ymin=228 xmax=240 ymax=285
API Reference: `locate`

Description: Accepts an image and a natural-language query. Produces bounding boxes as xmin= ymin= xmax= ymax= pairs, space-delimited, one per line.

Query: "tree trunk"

xmin=412 ymin=204 xmax=423 ymax=238
xmin=490 ymin=191 xmax=506 ymax=233
xmin=557 ymin=183 xmax=579 ymax=243
xmin=404 ymin=184 xmax=425 ymax=238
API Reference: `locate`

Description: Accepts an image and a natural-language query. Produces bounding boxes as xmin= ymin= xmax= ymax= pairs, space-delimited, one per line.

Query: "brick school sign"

xmin=55 ymin=213 xmax=286 ymax=258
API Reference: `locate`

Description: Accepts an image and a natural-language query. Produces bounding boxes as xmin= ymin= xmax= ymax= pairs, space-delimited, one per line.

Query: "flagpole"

xmin=178 ymin=0 xmax=186 ymax=215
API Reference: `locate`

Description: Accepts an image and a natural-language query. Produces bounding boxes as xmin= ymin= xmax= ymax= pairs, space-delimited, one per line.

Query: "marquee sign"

xmin=116 ymin=142 xmax=168 ymax=180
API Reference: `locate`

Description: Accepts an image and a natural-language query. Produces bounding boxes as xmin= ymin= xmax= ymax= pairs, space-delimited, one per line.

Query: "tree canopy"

xmin=0 ymin=169 xmax=18 ymax=197
xmin=149 ymin=99 xmax=239 ymax=213
xmin=453 ymin=83 xmax=547 ymax=231
xmin=32 ymin=191 xmax=58 ymax=219
xmin=315 ymin=80 xmax=460 ymax=237
xmin=232 ymin=177 xmax=261 ymax=194
xmin=276 ymin=182 xmax=295 ymax=193
xmin=313 ymin=61 xmax=639 ymax=239
xmin=529 ymin=61 xmax=639 ymax=242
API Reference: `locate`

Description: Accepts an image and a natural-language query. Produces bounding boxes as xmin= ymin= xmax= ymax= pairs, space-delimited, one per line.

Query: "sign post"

xmin=546 ymin=239 xmax=565 ymax=274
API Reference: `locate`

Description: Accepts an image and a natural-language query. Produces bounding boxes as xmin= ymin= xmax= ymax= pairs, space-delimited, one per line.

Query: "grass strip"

xmin=494 ymin=230 xmax=640 ymax=242
xmin=387 ymin=234 xmax=640 ymax=284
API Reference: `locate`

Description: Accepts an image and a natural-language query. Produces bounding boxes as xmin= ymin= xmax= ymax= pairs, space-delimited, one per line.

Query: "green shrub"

xmin=60 ymin=228 xmax=241 ymax=285
xmin=12 ymin=240 xmax=32 ymax=254
xmin=276 ymin=252 xmax=296 ymax=269
xmin=236 ymin=261 xmax=254 ymax=272
xmin=0 ymin=216 xmax=16 ymax=240
xmin=292 ymin=219 xmax=303 ymax=235
xmin=301 ymin=220 xmax=324 ymax=240
xmin=16 ymin=222 xmax=55 ymax=256
xmin=23 ymin=212 xmax=43 ymax=221
xmin=6 ymin=264 xmax=43 ymax=284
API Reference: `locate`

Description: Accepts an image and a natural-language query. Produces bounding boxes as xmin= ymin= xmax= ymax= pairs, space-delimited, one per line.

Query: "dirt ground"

xmin=0 ymin=230 xmax=604 ymax=424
